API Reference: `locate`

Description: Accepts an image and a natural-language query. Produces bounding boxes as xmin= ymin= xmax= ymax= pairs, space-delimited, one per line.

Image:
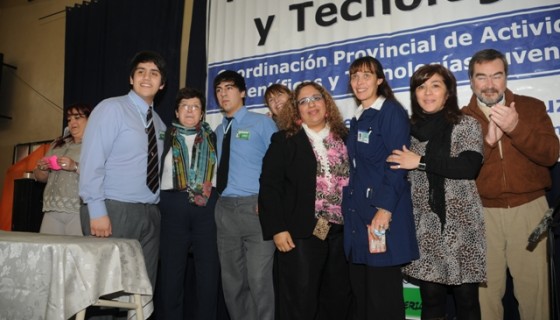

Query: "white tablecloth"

xmin=0 ymin=231 xmax=153 ymax=320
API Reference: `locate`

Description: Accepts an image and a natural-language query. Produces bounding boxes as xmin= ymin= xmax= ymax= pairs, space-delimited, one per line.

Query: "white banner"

xmin=206 ymin=1 xmax=560 ymax=317
xmin=206 ymin=0 xmax=560 ymax=139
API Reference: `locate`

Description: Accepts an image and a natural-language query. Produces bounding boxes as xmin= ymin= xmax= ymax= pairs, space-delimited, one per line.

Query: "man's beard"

xmin=476 ymin=89 xmax=503 ymax=107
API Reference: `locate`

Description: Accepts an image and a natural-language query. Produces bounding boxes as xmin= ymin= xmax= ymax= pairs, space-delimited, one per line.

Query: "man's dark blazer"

xmin=258 ymin=129 xmax=319 ymax=240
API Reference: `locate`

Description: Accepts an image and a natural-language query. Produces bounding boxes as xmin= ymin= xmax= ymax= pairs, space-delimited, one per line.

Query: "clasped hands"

xmin=36 ymin=155 xmax=77 ymax=171
xmin=486 ymin=101 xmax=518 ymax=146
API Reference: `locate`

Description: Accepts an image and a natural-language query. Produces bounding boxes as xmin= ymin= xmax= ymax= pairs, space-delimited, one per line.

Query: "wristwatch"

xmin=417 ymin=157 xmax=426 ymax=171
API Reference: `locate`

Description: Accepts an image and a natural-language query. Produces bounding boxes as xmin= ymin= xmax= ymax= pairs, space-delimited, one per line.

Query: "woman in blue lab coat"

xmin=343 ymin=56 xmax=419 ymax=320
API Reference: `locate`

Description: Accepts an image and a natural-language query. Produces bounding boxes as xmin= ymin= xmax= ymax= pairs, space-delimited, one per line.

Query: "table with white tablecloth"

xmin=0 ymin=231 xmax=153 ymax=320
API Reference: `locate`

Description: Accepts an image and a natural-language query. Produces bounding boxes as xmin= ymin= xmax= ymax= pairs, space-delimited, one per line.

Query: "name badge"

xmin=158 ymin=130 xmax=165 ymax=140
xmin=357 ymin=129 xmax=370 ymax=143
xmin=236 ymin=130 xmax=250 ymax=140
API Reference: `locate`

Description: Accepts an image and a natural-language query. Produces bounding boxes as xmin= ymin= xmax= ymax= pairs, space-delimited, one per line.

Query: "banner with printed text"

xmin=207 ymin=1 xmax=560 ymax=317
xmin=207 ymin=0 xmax=560 ymax=135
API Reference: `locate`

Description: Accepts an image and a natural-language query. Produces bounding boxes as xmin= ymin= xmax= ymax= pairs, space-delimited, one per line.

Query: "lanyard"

xmin=130 ymin=96 xmax=150 ymax=129
xmin=223 ymin=118 xmax=234 ymax=134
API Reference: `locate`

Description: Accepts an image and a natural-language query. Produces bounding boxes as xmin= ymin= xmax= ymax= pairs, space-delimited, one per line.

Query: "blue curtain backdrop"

xmin=63 ymin=0 xmax=185 ymax=126
xmin=185 ymin=0 xmax=207 ymax=93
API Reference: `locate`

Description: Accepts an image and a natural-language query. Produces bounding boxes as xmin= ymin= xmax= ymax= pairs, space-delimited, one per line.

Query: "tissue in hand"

xmin=46 ymin=155 xmax=62 ymax=170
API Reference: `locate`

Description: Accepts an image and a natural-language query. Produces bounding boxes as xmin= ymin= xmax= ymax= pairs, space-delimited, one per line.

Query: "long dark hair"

xmin=348 ymin=56 xmax=395 ymax=101
xmin=410 ymin=64 xmax=461 ymax=125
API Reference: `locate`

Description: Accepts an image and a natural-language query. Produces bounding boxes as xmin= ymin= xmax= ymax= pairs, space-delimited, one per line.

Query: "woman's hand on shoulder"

xmin=386 ymin=145 xmax=421 ymax=170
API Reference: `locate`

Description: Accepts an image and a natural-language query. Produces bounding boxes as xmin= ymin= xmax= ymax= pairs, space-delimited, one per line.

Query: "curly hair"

xmin=278 ymin=81 xmax=348 ymax=140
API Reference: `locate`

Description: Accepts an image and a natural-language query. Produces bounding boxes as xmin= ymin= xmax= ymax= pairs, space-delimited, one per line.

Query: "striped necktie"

xmin=146 ymin=106 xmax=159 ymax=193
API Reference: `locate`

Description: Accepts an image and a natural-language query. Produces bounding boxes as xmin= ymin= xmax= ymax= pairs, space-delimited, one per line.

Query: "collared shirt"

xmin=79 ymin=90 xmax=166 ymax=219
xmin=215 ymin=106 xmax=277 ymax=197
xmin=354 ymin=96 xmax=386 ymax=120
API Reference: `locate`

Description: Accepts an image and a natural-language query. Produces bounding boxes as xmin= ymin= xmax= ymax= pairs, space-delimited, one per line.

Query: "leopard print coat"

xmin=403 ymin=115 xmax=486 ymax=285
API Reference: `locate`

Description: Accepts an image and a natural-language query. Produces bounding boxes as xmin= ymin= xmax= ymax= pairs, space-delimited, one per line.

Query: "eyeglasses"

xmin=297 ymin=94 xmax=323 ymax=107
xmin=179 ymin=104 xmax=201 ymax=112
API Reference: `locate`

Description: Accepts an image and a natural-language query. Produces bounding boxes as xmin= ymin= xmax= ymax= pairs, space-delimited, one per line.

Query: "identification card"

xmin=357 ymin=130 xmax=370 ymax=143
xmin=312 ymin=216 xmax=331 ymax=240
xmin=236 ymin=130 xmax=250 ymax=140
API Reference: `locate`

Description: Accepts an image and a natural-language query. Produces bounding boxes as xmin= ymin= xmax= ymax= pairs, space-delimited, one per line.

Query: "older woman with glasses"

xmin=158 ymin=87 xmax=220 ymax=320
xmin=259 ymin=81 xmax=353 ymax=320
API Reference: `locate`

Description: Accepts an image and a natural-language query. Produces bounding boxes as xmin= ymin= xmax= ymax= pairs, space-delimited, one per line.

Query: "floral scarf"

xmin=302 ymin=124 xmax=350 ymax=225
xmin=170 ymin=121 xmax=217 ymax=206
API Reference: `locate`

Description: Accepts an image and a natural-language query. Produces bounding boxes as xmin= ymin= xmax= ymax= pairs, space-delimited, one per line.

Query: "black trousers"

xmin=349 ymin=261 xmax=405 ymax=320
xmin=276 ymin=224 xmax=353 ymax=320
xmin=418 ymin=280 xmax=480 ymax=320
xmin=157 ymin=190 xmax=220 ymax=320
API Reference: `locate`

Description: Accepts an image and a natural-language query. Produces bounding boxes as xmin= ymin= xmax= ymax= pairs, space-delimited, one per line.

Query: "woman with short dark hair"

xmin=388 ymin=64 xmax=486 ymax=320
